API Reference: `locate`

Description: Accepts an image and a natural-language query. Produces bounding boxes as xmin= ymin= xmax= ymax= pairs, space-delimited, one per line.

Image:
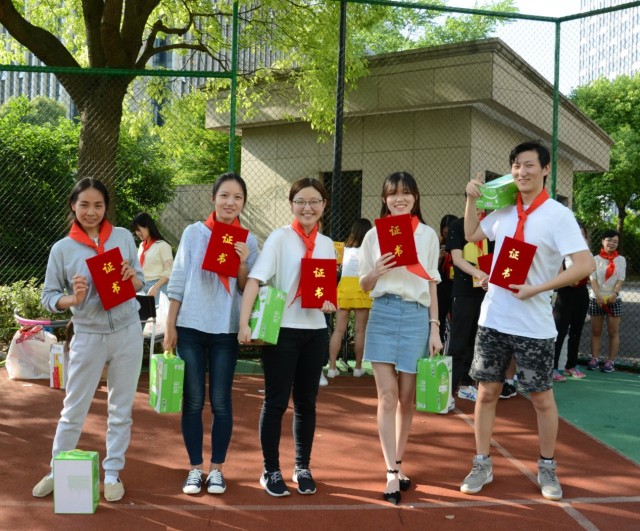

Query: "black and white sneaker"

xmin=499 ymin=382 xmax=517 ymax=399
xmin=292 ymin=466 xmax=317 ymax=495
xmin=182 ymin=468 xmax=203 ymax=495
xmin=206 ymin=469 xmax=226 ymax=494
xmin=260 ymin=470 xmax=290 ymax=497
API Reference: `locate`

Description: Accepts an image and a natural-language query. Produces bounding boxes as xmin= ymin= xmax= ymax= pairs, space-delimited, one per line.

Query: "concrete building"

xmin=205 ymin=38 xmax=612 ymax=243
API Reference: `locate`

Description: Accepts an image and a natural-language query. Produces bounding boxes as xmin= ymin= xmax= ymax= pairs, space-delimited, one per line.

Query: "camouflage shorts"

xmin=470 ymin=326 xmax=555 ymax=393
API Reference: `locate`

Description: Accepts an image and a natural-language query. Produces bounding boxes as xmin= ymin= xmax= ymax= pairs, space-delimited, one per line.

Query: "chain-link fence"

xmin=1 ymin=0 xmax=638 ymax=365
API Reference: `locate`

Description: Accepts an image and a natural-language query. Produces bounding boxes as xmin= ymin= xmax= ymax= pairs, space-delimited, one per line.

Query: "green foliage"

xmin=0 ymin=279 xmax=71 ymax=345
xmin=115 ymin=117 xmax=177 ymax=226
xmin=0 ymin=97 xmax=79 ymax=283
xmin=570 ymin=74 xmax=640 ymax=242
xmin=156 ymin=91 xmax=239 ymax=185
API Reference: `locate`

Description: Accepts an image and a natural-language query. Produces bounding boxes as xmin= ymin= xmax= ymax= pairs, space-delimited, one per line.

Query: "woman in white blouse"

xmin=131 ymin=212 xmax=173 ymax=303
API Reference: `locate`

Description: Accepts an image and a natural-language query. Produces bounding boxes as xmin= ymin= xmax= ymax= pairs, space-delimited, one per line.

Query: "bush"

xmin=0 ymin=278 xmax=71 ymax=346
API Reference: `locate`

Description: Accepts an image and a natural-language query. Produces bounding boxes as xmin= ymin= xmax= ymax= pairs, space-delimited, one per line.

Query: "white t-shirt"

xmin=590 ymin=254 xmax=626 ymax=297
xmin=479 ymin=199 xmax=588 ymax=339
xmin=249 ymin=225 xmax=335 ymax=329
xmin=138 ymin=240 xmax=173 ymax=281
xmin=359 ymin=222 xmax=441 ymax=307
xmin=341 ymin=246 xmax=361 ymax=277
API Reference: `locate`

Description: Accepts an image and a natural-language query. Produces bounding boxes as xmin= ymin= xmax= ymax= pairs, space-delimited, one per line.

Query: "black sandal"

xmin=396 ymin=460 xmax=411 ymax=491
xmin=383 ymin=469 xmax=401 ymax=504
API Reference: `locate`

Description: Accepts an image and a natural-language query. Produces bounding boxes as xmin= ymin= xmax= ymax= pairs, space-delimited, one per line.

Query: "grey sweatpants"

xmin=51 ymin=321 xmax=143 ymax=474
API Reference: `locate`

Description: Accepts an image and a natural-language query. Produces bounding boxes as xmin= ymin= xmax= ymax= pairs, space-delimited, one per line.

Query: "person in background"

xmin=131 ymin=212 xmax=173 ymax=304
xmin=359 ymin=171 xmax=441 ymax=504
xmin=552 ymin=222 xmax=590 ymax=381
xmin=437 ymin=214 xmax=457 ymax=346
xmin=327 ymin=218 xmax=373 ymax=379
xmin=164 ymin=173 xmax=258 ymax=497
xmin=446 ymin=207 xmax=490 ymax=403
xmin=33 ymin=177 xmax=144 ymax=503
xmin=587 ymin=229 xmax=625 ymax=373
xmin=238 ymin=178 xmax=336 ymax=498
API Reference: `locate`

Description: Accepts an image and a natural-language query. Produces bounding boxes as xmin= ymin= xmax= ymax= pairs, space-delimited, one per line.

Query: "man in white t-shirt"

xmin=459 ymin=141 xmax=595 ymax=501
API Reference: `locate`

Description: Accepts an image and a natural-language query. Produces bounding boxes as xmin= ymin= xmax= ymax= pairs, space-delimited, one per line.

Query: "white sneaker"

xmin=457 ymin=386 xmax=478 ymax=402
xmin=319 ymin=373 xmax=328 ymax=386
xmin=353 ymin=368 xmax=366 ymax=377
xmin=326 ymin=368 xmax=339 ymax=378
xmin=437 ymin=396 xmax=456 ymax=414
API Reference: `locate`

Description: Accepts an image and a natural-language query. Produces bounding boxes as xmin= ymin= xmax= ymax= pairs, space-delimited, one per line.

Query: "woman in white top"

xmin=327 ymin=218 xmax=372 ymax=378
xmin=131 ymin=212 xmax=173 ymax=303
xmin=238 ymin=178 xmax=336 ymax=498
xmin=359 ymin=171 xmax=442 ymax=504
xmin=587 ymin=229 xmax=626 ymax=373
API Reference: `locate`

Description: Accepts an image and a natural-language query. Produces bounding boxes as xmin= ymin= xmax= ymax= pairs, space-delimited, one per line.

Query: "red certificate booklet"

xmin=86 ymin=247 xmax=136 ymax=311
xmin=374 ymin=214 xmax=418 ymax=268
xmin=201 ymin=222 xmax=249 ymax=277
xmin=300 ymin=258 xmax=338 ymax=308
xmin=489 ymin=237 xmax=537 ymax=292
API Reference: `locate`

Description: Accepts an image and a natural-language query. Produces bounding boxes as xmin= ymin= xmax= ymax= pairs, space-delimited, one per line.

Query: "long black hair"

xmin=379 ymin=172 xmax=425 ymax=223
xmin=131 ymin=212 xmax=165 ymax=241
xmin=344 ymin=218 xmax=373 ymax=248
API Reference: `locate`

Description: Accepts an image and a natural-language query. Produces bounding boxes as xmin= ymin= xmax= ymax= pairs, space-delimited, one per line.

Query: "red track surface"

xmin=2 ymin=370 xmax=639 ymax=530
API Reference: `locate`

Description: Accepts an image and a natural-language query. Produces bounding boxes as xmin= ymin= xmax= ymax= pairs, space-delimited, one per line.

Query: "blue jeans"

xmin=259 ymin=327 xmax=328 ymax=472
xmin=176 ymin=326 xmax=238 ymax=466
xmin=143 ymin=279 xmax=167 ymax=305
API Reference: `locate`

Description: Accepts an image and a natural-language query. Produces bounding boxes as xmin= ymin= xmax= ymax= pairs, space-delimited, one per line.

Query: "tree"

xmin=0 ymin=0 xmax=516 ymax=198
xmin=0 ymin=97 xmax=79 ymax=282
xmin=570 ymin=74 xmax=640 ymax=250
xmin=155 ymin=91 xmax=239 ymax=185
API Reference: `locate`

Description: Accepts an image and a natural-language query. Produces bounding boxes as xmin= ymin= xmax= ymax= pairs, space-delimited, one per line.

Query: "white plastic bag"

xmin=143 ymin=292 xmax=168 ymax=339
xmin=6 ymin=325 xmax=57 ymax=380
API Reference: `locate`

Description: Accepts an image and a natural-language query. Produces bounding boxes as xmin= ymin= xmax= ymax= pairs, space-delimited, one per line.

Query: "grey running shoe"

xmin=460 ymin=456 xmax=493 ymax=494
xmin=537 ymin=459 xmax=563 ymax=501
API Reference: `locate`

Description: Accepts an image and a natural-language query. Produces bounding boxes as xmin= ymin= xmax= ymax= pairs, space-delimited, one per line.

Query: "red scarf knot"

xmin=598 ymin=248 xmax=619 ymax=282
xmin=68 ymin=220 xmax=113 ymax=254
xmin=139 ymin=238 xmax=157 ymax=267
xmin=513 ymin=189 xmax=550 ymax=242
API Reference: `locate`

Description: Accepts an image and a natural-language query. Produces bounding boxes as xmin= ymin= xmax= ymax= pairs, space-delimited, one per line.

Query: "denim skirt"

xmin=363 ymin=294 xmax=430 ymax=374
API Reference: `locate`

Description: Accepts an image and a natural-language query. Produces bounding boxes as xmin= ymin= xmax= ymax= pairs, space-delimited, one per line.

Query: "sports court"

xmin=1 ymin=365 xmax=639 ymax=530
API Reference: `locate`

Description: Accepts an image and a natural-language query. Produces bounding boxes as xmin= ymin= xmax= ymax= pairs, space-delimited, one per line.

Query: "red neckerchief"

xmin=513 ymin=189 xmax=550 ymax=241
xmin=68 ymin=220 xmax=113 ymax=254
xmin=290 ymin=218 xmax=319 ymax=305
xmin=204 ymin=212 xmax=243 ymax=294
xmin=139 ymin=238 xmax=157 ymax=267
xmin=406 ymin=216 xmax=433 ymax=280
xmin=599 ymin=248 xmax=619 ymax=281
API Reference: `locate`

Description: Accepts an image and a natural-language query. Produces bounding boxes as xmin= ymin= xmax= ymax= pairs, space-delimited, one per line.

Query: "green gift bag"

xmin=149 ymin=350 xmax=185 ymax=413
xmin=53 ymin=449 xmax=100 ymax=514
xmin=249 ymin=286 xmax=287 ymax=345
xmin=416 ymin=355 xmax=452 ymax=414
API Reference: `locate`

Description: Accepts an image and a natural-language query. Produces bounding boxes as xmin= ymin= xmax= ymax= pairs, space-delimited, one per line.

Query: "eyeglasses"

xmin=291 ymin=199 xmax=324 ymax=208
xmin=604 ymin=239 xmax=619 ymax=245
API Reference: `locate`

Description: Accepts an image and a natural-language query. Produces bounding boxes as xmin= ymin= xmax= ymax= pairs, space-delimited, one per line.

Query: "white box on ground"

xmin=53 ymin=450 xmax=99 ymax=514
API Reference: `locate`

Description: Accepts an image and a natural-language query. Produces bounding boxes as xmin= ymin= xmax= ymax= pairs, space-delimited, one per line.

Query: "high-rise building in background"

xmin=579 ymin=0 xmax=640 ymax=84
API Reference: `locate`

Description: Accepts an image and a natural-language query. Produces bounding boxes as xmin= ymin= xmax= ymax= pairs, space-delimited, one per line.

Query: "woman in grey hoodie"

xmin=32 ymin=177 xmax=144 ymax=503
